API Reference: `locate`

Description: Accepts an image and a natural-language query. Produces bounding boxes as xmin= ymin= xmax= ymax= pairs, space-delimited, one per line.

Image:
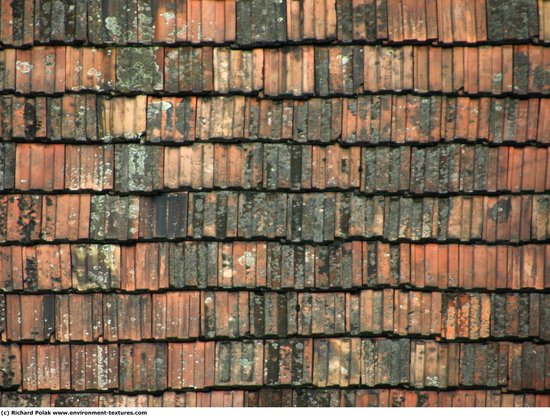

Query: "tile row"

xmin=0 ymin=0 xmax=546 ymax=46
xmin=363 ymin=145 xmax=550 ymax=194
xmin=5 ymin=142 xmax=550 ymax=193
xmin=1 ymin=242 xmax=548 ymax=292
xmin=2 ymin=290 xmax=548 ymax=342
xmin=1 ymin=192 xmax=549 ymax=243
xmin=0 ymin=0 xmax=236 ymax=46
xmin=1 ymin=45 xmax=549 ymax=95
xmin=239 ymin=0 xmax=544 ymax=45
xmin=1 ymin=340 xmax=548 ymax=391
xmin=0 ymin=389 xmax=549 ymax=408
xmin=1 ymin=142 xmax=359 ymax=192
xmin=0 ymin=95 xmax=146 ymax=142
xmin=188 ymin=95 xmax=550 ymax=144
xmin=102 ymin=94 xmax=550 ymax=144
xmin=246 ymin=388 xmax=550 ymax=407
xmin=2 ymin=95 xmax=549 ymax=144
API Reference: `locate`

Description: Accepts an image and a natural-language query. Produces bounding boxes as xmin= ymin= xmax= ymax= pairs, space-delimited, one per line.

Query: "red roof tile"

xmin=1 ymin=0 xmax=549 ymax=408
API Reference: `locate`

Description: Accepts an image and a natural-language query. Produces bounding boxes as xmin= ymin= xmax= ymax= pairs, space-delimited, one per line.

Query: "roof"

xmin=0 ymin=0 xmax=549 ymax=408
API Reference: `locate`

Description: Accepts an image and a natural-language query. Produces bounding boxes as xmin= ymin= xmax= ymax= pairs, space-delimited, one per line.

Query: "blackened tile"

xmin=0 ymin=143 xmax=15 ymax=190
xmin=0 ymin=344 xmax=21 ymax=388
xmin=361 ymin=338 xmax=410 ymax=386
xmin=215 ymin=340 xmax=263 ymax=386
xmin=119 ymin=343 xmax=167 ymax=392
xmin=115 ymin=144 xmax=163 ymax=192
xmin=116 ymin=47 xmax=163 ymax=93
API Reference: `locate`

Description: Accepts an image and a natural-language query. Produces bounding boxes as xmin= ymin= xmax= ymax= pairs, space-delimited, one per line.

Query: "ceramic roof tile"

xmin=2 ymin=0 xmax=547 ymax=47
xmin=136 ymin=95 xmax=550 ymax=144
xmin=2 ymin=389 xmax=549 ymax=407
xmin=1 ymin=0 xmax=550 ymax=408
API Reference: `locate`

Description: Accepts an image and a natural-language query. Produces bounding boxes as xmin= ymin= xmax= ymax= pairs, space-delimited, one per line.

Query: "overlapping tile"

xmin=1 ymin=0 xmax=550 ymax=408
